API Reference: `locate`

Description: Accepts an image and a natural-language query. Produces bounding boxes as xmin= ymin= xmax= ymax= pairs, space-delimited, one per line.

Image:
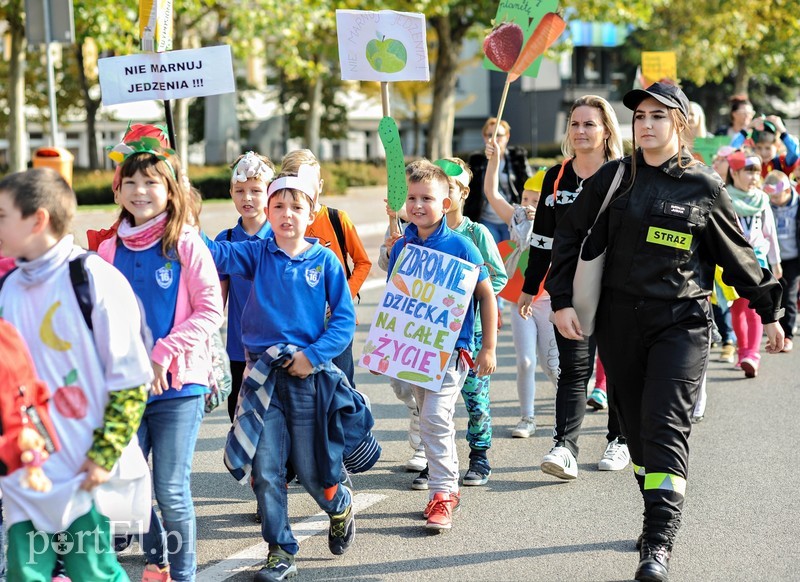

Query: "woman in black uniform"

xmin=546 ymin=83 xmax=784 ymax=582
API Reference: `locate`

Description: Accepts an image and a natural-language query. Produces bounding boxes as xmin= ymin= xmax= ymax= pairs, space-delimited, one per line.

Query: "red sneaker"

xmin=141 ymin=566 xmax=172 ymax=582
xmin=423 ymin=490 xmax=461 ymax=518
xmin=424 ymin=492 xmax=460 ymax=530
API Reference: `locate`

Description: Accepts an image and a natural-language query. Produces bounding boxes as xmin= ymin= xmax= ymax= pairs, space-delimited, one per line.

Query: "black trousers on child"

xmin=595 ymin=290 xmax=710 ymax=547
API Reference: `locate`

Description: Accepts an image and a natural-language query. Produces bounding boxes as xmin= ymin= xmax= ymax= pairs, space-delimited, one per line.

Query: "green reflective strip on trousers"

xmin=633 ymin=463 xmax=646 ymax=476
xmin=644 ymin=472 xmax=686 ymax=496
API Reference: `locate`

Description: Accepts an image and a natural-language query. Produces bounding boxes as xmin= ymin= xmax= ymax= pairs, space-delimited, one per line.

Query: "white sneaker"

xmin=511 ymin=416 xmax=536 ymax=438
xmin=540 ymin=445 xmax=578 ymax=480
xmin=598 ymin=438 xmax=630 ymax=471
xmin=404 ymin=449 xmax=427 ymax=472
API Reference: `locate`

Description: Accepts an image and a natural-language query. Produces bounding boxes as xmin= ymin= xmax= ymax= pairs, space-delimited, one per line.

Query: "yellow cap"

xmin=524 ymin=167 xmax=547 ymax=192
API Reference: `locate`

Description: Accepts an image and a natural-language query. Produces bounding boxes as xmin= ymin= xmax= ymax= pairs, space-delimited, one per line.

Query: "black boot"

xmin=635 ymin=542 xmax=671 ymax=581
xmin=636 ymin=504 xmax=680 ymax=581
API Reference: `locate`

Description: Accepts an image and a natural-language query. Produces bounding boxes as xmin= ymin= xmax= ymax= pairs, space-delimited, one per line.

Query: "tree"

xmin=1 ymin=0 xmax=27 ymax=171
xmin=625 ymin=1 xmax=800 ymax=95
xmin=424 ymin=0 xmax=496 ymax=160
xmin=254 ymin=0 xmax=343 ymax=153
xmin=71 ymin=1 xmax=138 ymax=168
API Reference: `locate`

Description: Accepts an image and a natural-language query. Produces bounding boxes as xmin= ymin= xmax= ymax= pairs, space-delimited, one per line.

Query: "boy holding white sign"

xmin=386 ymin=160 xmax=498 ymax=531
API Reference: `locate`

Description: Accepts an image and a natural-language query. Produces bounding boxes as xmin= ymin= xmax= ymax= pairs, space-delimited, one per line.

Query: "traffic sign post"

xmin=25 ymin=0 xmax=75 ymax=147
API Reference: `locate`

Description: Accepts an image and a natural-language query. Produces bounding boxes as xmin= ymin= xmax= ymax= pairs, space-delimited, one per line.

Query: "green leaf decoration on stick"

xmin=379 ymin=116 xmax=408 ymax=212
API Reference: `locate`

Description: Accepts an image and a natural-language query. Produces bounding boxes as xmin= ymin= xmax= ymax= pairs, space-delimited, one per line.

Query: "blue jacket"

xmin=224 ymin=344 xmax=380 ymax=489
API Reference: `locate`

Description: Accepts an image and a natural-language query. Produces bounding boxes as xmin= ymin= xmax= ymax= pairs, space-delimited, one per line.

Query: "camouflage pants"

xmin=461 ymin=332 xmax=491 ymax=450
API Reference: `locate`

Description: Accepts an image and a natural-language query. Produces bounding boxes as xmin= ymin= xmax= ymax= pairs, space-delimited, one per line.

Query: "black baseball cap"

xmin=623 ymin=82 xmax=690 ymax=120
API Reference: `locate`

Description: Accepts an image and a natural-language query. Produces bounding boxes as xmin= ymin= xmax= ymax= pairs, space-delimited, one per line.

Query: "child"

xmin=426 ymin=157 xmax=506 ymax=488
xmin=377 ymin=207 xmax=429 ymax=473
xmin=203 ymin=166 xmax=367 ymax=581
xmin=731 ymin=115 xmax=799 ymax=178
xmin=216 ymin=151 xmax=275 ymax=422
xmin=483 ymin=145 xmax=560 ymax=439
xmin=282 ymin=149 xmax=373 ymax=388
xmin=764 ymin=170 xmax=799 ymax=352
xmin=386 ymin=160 xmax=498 ymax=530
xmin=98 ymin=134 xmax=224 ymax=581
xmin=0 ymin=168 xmax=153 ymax=580
xmin=725 ymin=150 xmax=782 ymax=377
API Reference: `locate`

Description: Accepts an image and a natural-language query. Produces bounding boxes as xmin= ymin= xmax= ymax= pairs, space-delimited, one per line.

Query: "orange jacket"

xmin=305 ymin=206 xmax=372 ymax=299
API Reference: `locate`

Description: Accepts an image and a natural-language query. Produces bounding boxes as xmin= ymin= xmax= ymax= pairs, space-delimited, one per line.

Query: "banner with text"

xmin=336 ymin=9 xmax=429 ymax=82
xmin=98 ymin=45 xmax=235 ymax=105
xmin=359 ymin=244 xmax=479 ymax=392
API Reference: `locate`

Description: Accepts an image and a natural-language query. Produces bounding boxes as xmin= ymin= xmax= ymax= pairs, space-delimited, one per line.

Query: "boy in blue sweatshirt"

xmin=387 ymin=160 xmax=498 ymax=531
xmin=204 ymin=165 xmax=357 ymax=581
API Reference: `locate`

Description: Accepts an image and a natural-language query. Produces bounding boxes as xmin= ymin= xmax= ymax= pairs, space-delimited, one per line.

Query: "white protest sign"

xmin=98 ymin=45 xmax=235 ymax=106
xmin=336 ymin=9 xmax=429 ymax=82
xmin=359 ymin=244 xmax=480 ymax=392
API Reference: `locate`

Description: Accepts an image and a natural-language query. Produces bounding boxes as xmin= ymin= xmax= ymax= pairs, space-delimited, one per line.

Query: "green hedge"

xmin=72 ymin=161 xmax=388 ymax=206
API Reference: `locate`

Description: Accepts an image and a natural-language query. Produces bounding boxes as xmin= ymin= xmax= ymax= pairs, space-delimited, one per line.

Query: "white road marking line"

xmin=197 ymin=493 xmax=385 ymax=581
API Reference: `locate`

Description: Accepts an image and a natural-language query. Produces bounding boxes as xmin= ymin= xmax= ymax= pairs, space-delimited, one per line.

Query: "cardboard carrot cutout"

xmin=486 ymin=12 xmax=566 ymax=140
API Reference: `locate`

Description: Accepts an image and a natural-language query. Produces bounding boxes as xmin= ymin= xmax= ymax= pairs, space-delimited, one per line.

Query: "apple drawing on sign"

xmin=366 ymin=33 xmax=407 ymax=73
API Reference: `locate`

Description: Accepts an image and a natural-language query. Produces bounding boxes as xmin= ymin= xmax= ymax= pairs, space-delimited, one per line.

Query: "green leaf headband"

xmin=434 ymin=159 xmax=470 ymax=188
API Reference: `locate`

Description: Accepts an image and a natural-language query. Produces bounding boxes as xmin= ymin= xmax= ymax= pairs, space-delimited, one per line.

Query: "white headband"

xmin=267 ymin=164 xmax=319 ymax=207
xmin=232 ymin=151 xmax=275 ymax=184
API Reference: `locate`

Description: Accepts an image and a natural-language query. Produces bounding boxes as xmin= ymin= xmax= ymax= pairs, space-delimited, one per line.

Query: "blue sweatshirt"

xmin=215 ymin=219 xmax=272 ymax=361
xmin=387 ymin=219 xmax=488 ymax=351
xmin=206 ymin=236 xmax=355 ymax=367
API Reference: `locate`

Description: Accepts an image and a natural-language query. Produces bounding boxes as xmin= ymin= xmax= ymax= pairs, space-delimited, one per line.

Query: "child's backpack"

xmin=328 ymin=206 xmax=360 ymax=303
xmin=0 ymin=320 xmax=61 ymax=476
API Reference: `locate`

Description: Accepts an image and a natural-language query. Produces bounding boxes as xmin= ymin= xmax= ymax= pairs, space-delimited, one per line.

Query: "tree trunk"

xmin=7 ymin=1 xmax=27 ymax=172
xmin=305 ymin=74 xmax=323 ymax=156
xmin=75 ymin=44 xmax=101 ymax=169
xmin=733 ymin=54 xmax=750 ymax=96
xmin=426 ymin=17 xmax=462 ymax=160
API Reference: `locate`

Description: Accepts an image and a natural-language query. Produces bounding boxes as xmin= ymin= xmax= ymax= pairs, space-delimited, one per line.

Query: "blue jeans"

xmin=479 ymin=219 xmax=509 ymax=246
xmin=251 ymin=368 xmax=351 ymax=555
xmin=138 ymin=395 xmax=204 ymax=582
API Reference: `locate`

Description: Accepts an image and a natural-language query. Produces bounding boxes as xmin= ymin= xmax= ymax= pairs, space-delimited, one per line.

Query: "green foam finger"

xmin=379 ymin=116 xmax=408 ymax=212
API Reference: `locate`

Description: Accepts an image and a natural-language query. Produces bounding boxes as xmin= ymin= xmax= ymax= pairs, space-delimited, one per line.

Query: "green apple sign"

xmin=366 ymin=33 xmax=408 ymax=74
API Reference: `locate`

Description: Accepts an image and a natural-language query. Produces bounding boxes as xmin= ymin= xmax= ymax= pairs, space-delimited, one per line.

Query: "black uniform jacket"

xmin=545 ymin=150 xmax=784 ymax=323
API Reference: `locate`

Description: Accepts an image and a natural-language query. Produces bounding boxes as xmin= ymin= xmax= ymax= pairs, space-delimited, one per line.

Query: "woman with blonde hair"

xmin=518 ymin=95 xmax=629 ymax=479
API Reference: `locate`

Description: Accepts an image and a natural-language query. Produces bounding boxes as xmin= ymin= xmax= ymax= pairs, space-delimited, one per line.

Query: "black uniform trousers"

xmin=552 ymin=331 xmax=625 ymax=457
xmin=595 ymin=289 xmax=710 ymax=546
